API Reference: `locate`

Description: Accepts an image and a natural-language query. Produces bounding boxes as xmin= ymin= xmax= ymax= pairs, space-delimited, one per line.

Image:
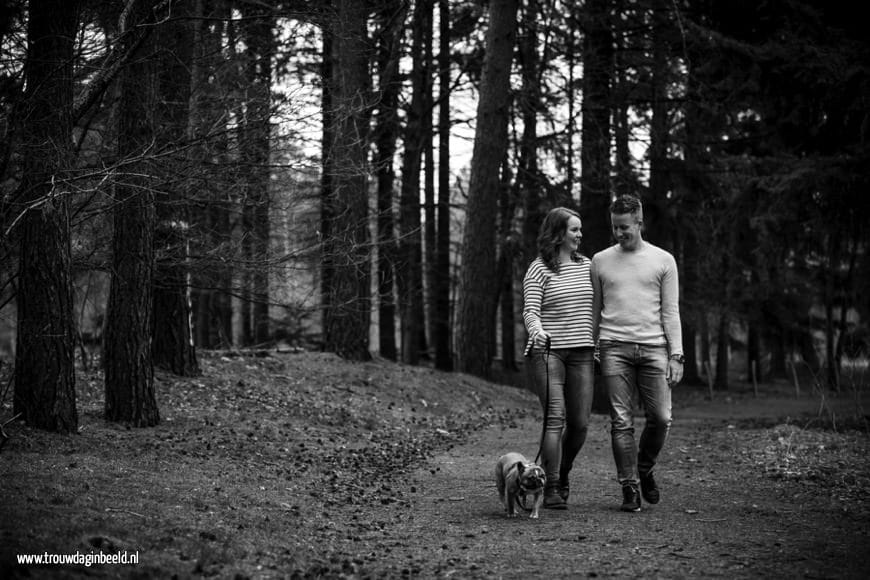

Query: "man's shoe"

xmin=544 ymin=488 xmax=567 ymax=510
xmin=558 ymin=472 xmax=569 ymax=501
xmin=640 ymin=471 xmax=660 ymax=504
xmin=620 ymin=484 xmax=641 ymax=512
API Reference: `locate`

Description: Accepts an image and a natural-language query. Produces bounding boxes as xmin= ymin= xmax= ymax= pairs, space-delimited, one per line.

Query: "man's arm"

xmin=660 ymin=253 xmax=683 ymax=384
xmin=590 ymin=258 xmax=602 ymax=344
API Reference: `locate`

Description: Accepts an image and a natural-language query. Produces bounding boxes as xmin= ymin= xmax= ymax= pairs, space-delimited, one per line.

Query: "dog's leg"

xmin=495 ymin=464 xmax=508 ymax=513
xmin=529 ymin=493 xmax=543 ymax=519
xmin=506 ymin=493 xmax=518 ymax=518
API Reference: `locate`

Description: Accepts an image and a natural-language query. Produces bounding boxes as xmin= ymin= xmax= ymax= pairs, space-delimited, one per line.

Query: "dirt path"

xmin=2 ymin=353 xmax=867 ymax=579
xmin=345 ymin=391 xmax=870 ymax=579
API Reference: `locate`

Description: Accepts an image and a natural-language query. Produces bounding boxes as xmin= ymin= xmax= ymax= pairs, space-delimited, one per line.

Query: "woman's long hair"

xmin=537 ymin=206 xmax=583 ymax=272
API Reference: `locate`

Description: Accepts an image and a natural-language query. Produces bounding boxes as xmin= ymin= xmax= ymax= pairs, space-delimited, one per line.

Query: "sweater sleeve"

xmin=590 ymin=256 xmax=602 ymax=343
xmin=522 ymin=262 xmax=546 ymax=346
xmin=661 ymin=254 xmax=683 ymax=356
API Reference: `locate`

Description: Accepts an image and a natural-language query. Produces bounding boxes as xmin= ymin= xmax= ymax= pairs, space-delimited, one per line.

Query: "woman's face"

xmin=558 ymin=216 xmax=583 ymax=254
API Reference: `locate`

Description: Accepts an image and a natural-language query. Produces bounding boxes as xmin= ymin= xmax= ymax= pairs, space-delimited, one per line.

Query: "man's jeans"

xmin=529 ymin=347 xmax=595 ymax=488
xmin=599 ymin=341 xmax=672 ymax=485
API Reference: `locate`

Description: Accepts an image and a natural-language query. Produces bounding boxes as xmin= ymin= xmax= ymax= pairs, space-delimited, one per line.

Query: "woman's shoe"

xmin=544 ymin=488 xmax=567 ymax=510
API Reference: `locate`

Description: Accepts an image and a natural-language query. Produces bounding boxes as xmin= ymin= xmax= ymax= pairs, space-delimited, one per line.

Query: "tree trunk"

xmin=373 ymin=0 xmax=405 ymax=361
xmin=646 ymin=0 xmax=671 ymax=250
xmin=579 ymin=0 xmax=613 ymax=257
xmin=498 ymin=157 xmax=517 ymax=371
xmin=823 ymin=229 xmax=846 ymax=391
xmin=12 ymin=0 xmax=80 ymax=433
xmin=241 ymin=5 xmax=274 ymax=345
xmin=104 ymin=0 xmax=159 ymax=426
xmin=700 ymin=309 xmax=711 ymax=381
xmin=432 ymin=0 xmax=453 ymax=371
xmin=581 ymin=0 xmax=613 ymax=411
xmin=455 ymin=0 xmax=519 ymax=377
xmin=320 ymin=28 xmax=335 ymax=351
xmin=152 ymin=1 xmax=199 ymax=376
xmin=714 ymin=311 xmax=730 ymax=391
xmin=321 ymin=0 xmax=372 ymax=360
xmin=397 ymin=0 xmax=430 ymax=365
xmin=565 ymin=9 xmax=578 ymax=200
xmin=518 ymin=0 xmax=545 ymax=269
xmin=190 ymin=0 xmax=233 ymax=349
xmin=423 ymin=3 xmax=436 ymax=361
xmin=747 ymin=319 xmax=761 ymax=384
xmin=612 ymin=20 xmax=633 ymax=199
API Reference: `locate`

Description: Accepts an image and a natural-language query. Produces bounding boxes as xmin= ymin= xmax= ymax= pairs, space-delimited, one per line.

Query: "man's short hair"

xmin=610 ymin=195 xmax=643 ymax=220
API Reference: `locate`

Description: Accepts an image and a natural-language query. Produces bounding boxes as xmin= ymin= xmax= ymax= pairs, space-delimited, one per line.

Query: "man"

xmin=591 ymin=194 xmax=683 ymax=512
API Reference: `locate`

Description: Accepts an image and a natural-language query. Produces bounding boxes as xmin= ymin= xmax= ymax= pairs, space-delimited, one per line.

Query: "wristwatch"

xmin=669 ymin=354 xmax=685 ymax=364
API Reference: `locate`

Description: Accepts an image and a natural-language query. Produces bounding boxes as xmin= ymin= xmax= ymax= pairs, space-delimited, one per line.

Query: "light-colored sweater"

xmin=591 ymin=241 xmax=683 ymax=355
xmin=522 ymin=257 xmax=594 ymax=356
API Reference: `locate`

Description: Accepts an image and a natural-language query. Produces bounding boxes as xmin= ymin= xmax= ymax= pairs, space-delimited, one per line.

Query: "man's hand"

xmin=667 ymin=358 xmax=684 ymax=386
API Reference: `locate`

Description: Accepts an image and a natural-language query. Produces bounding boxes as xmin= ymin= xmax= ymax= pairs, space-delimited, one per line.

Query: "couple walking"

xmin=523 ymin=194 xmax=684 ymax=512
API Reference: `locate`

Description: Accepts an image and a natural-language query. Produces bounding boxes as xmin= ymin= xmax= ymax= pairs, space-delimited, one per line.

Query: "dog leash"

xmin=533 ymin=336 xmax=551 ymax=465
xmin=517 ymin=337 xmax=551 ymax=514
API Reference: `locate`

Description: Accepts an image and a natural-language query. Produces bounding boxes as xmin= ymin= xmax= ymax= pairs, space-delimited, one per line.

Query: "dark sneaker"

xmin=640 ymin=472 xmax=660 ymax=504
xmin=544 ymin=489 xmax=567 ymax=510
xmin=558 ymin=472 xmax=569 ymax=501
xmin=620 ymin=484 xmax=641 ymax=512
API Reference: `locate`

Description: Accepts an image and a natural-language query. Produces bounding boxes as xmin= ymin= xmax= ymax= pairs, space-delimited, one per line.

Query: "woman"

xmin=522 ymin=206 xmax=595 ymax=509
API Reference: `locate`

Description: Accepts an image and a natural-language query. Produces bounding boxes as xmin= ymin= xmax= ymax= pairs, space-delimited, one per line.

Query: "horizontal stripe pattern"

xmin=522 ymin=257 xmax=594 ymax=355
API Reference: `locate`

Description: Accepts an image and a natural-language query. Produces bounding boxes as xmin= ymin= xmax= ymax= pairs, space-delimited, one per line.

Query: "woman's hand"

xmin=533 ymin=331 xmax=552 ymax=351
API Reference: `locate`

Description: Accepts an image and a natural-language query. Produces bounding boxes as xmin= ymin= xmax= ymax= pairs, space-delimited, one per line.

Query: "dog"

xmin=495 ymin=452 xmax=547 ymax=519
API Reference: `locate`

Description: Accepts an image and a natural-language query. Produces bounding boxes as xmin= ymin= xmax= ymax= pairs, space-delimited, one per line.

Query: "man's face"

xmin=611 ymin=212 xmax=642 ymax=251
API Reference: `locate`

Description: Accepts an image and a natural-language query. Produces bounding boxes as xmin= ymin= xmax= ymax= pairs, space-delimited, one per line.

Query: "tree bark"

xmin=321 ymin=0 xmax=372 ymax=360
xmin=397 ymin=0 xmax=430 ymax=365
xmin=581 ymin=0 xmax=614 ymax=411
xmin=455 ymin=0 xmax=518 ymax=377
xmin=646 ymin=0 xmax=671 ymax=250
xmin=12 ymin=0 xmax=80 ymax=433
xmin=240 ymin=4 xmax=274 ymax=346
xmin=498 ymin=156 xmax=517 ymax=371
xmin=714 ymin=311 xmax=730 ymax=391
xmin=422 ymin=0 xmax=436 ymax=361
xmin=579 ymin=0 xmax=613 ymax=257
xmin=433 ymin=0 xmax=453 ymax=371
xmin=104 ymin=0 xmax=159 ymax=427
xmin=190 ymin=0 xmax=233 ymax=349
xmin=372 ymin=0 xmax=405 ymax=361
xmin=152 ymin=0 xmax=199 ymax=375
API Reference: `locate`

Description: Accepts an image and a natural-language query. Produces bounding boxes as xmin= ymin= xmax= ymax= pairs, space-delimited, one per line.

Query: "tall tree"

xmin=191 ymin=0 xmax=233 ymax=349
xmin=240 ymin=3 xmax=274 ymax=346
xmin=455 ymin=0 xmax=519 ymax=377
xmin=372 ymin=0 xmax=406 ymax=361
xmin=12 ymin=0 xmax=80 ymax=432
xmin=397 ymin=0 xmax=431 ymax=365
xmin=505 ymin=0 xmax=545 ymax=371
xmin=103 ymin=0 xmax=159 ymax=426
xmin=321 ymin=0 xmax=373 ymax=360
xmin=422 ymin=0 xmax=436 ymax=362
xmin=152 ymin=1 xmax=199 ymax=376
xmin=644 ymin=0 xmax=672 ymax=249
xmin=578 ymin=0 xmax=613 ymax=257
xmin=432 ymin=0 xmax=453 ymax=371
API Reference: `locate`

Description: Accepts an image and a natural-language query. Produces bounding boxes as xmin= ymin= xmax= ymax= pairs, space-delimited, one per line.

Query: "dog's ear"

xmin=513 ymin=461 xmax=525 ymax=475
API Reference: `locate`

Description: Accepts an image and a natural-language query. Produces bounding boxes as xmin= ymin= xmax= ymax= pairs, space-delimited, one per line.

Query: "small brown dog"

xmin=495 ymin=452 xmax=547 ymax=519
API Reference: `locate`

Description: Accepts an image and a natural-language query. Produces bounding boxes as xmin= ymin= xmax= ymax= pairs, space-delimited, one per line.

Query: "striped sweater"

xmin=522 ymin=256 xmax=595 ymax=356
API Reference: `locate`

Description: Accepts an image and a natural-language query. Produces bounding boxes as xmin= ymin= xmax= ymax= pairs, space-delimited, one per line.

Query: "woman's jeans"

xmin=599 ymin=341 xmax=672 ymax=486
xmin=529 ymin=347 xmax=594 ymax=490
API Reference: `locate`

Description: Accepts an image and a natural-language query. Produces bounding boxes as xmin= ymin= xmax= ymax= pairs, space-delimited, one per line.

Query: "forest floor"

xmin=1 ymin=350 xmax=869 ymax=579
